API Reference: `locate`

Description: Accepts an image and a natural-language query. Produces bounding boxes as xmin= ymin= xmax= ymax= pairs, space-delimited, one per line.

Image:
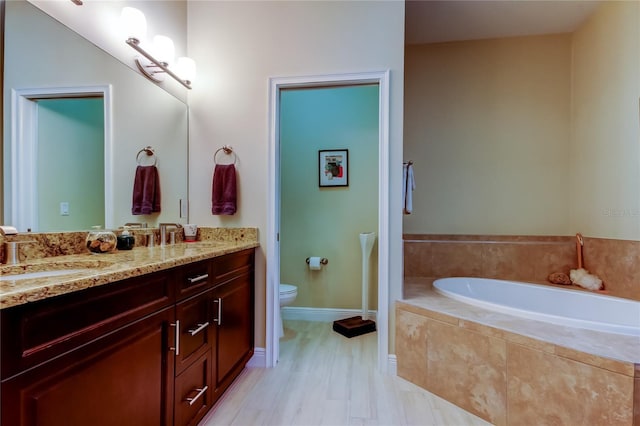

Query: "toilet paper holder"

xmin=306 ymin=257 xmax=328 ymax=265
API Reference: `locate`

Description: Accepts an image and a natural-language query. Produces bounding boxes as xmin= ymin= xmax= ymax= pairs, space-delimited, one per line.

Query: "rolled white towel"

xmin=569 ymin=268 xmax=603 ymax=291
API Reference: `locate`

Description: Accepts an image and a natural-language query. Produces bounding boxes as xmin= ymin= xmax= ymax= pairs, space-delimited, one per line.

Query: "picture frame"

xmin=319 ymin=149 xmax=349 ymax=187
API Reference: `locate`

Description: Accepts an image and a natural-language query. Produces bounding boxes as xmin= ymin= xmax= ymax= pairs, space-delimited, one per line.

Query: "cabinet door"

xmin=212 ymin=271 xmax=253 ymax=391
xmin=1 ymin=308 xmax=175 ymax=426
xmin=175 ymin=289 xmax=213 ymax=374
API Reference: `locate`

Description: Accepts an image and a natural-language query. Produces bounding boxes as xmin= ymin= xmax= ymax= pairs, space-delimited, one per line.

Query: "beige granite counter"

xmin=0 ymin=238 xmax=259 ymax=310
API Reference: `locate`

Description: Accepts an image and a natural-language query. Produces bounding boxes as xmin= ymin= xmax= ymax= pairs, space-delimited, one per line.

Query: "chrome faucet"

xmin=3 ymin=240 xmax=36 ymax=265
xmin=158 ymin=223 xmax=182 ymax=246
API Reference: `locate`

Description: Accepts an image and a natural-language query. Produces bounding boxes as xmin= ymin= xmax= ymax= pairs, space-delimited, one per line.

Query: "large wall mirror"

xmin=3 ymin=0 xmax=188 ymax=232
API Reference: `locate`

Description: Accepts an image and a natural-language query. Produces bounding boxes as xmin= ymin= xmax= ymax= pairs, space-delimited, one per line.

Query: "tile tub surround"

xmin=397 ymin=280 xmax=640 ymax=426
xmin=0 ymin=228 xmax=259 ymax=309
xmin=403 ymin=234 xmax=640 ymax=301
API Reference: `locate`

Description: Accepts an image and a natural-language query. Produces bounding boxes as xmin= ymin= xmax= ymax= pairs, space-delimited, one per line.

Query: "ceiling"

xmin=405 ymin=0 xmax=602 ymax=45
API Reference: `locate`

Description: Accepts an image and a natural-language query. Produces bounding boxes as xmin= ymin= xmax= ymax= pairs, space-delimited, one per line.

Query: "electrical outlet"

xmin=60 ymin=202 xmax=70 ymax=216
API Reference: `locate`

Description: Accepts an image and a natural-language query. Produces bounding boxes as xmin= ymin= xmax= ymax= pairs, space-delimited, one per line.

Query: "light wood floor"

xmin=200 ymin=321 xmax=489 ymax=426
xmin=200 ymin=320 xmax=491 ymax=426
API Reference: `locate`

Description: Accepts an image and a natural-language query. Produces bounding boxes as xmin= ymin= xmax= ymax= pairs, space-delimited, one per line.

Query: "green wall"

xmin=37 ymin=98 xmax=104 ymax=231
xmin=280 ymin=85 xmax=379 ymax=310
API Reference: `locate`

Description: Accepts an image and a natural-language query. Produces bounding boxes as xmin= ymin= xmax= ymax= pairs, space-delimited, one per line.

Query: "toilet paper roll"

xmin=308 ymin=256 xmax=322 ymax=271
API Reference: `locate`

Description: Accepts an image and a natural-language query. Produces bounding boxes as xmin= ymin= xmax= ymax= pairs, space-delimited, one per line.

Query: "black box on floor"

xmin=332 ymin=316 xmax=376 ymax=338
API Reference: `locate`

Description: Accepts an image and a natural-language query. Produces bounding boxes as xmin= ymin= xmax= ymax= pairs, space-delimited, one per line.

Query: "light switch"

xmin=60 ymin=202 xmax=70 ymax=216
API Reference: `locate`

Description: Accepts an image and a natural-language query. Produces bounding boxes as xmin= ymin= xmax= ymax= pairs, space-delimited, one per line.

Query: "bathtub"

xmin=433 ymin=277 xmax=640 ymax=337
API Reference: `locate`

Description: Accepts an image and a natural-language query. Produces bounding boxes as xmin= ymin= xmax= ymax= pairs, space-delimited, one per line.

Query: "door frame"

xmin=267 ymin=71 xmax=390 ymax=371
xmin=9 ymin=85 xmax=113 ymax=231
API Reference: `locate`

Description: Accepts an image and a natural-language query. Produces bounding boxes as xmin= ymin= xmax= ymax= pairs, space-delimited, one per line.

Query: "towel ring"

xmin=214 ymin=145 xmax=237 ymax=165
xmin=136 ymin=146 xmax=157 ymax=166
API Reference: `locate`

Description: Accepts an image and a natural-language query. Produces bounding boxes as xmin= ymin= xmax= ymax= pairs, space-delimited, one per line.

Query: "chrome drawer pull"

xmin=169 ymin=320 xmax=180 ymax=356
xmin=213 ymin=298 xmax=222 ymax=325
xmin=187 ymin=274 xmax=209 ymax=285
xmin=188 ymin=321 xmax=210 ymax=336
xmin=186 ymin=385 xmax=209 ymax=406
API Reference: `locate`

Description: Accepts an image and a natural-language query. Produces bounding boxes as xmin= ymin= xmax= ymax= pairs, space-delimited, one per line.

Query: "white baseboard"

xmin=247 ymin=347 xmax=266 ymax=368
xmin=281 ymin=307 xmax=377 ymax=323
xmin=387 ymin=354 xmax=397 ymax=375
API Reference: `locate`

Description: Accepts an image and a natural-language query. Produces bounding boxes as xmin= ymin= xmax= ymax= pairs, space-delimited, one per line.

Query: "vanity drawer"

xmin=211 ymin=249 xmax=254 ymax=285
xmin=175 ymin=260 xmax=213 ymax=299
xmin=0 ymin=271 xmax=173 ymax=379
xmin=174 ymin=350 xmax=212 ymax=426
xmin=174 ymin=289 xmax=213 ymax=375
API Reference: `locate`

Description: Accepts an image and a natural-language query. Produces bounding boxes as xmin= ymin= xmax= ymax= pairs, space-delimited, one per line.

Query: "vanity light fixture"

xmin=121 ymin=7 xmax=195 ymax=90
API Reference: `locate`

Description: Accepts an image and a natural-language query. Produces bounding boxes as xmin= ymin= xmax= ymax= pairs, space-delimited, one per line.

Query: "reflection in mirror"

xmin=3 ymin=1 xmax=188 ymax=232
xmin=36 ymin=97 xmax=105 ymax=231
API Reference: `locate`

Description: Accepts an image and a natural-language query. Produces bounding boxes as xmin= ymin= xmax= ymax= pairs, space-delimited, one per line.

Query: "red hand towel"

xmin=212 ymin=164 xmax=237 ymax=215
xmin=132 ymin=165 xmax=161 ymax=215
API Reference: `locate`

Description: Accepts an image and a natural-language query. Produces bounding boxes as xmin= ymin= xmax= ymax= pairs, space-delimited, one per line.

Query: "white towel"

xmin=403 ymin=163 xmax=415 ymax=214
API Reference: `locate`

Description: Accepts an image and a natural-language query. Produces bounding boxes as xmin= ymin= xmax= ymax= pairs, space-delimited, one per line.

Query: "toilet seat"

xmin=280 ymin=284 xmax=297 ymax=295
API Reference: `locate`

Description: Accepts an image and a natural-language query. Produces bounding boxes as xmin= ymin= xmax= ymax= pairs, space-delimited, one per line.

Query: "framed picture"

xmin=319 ymin=149 xmax=349 ymax=187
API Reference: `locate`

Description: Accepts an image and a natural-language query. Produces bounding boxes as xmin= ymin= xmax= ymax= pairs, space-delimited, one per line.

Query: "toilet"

xmin=279 ymin=284 xmax=298 ymax=337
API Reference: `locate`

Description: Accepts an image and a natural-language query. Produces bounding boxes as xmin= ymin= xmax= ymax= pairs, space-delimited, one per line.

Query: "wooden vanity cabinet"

xmin=0 ymin=272 xmax=176 ymax=426
xmin=212 ymin=270 xmax=254 ymax=400
xmin=0 ymin=248 xmax=255 ymax=426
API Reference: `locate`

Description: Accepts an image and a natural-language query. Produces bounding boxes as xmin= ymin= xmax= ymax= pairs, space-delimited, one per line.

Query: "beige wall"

xmin=570 ymin=1 xmax=640 ymax=241
xmin=404 ymin=2 xmax=640 ymax=242
xmin=187 ymin=1 xmax=405 ymax=348
xmin=404 ymin=34 xmax=572 ymax=235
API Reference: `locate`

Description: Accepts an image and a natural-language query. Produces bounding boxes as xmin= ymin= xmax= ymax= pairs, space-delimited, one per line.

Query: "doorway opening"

xmin=8 ymin=86 xmax=113 ymax=232
xmin=267 ymin=71 xmax=391 ymax=371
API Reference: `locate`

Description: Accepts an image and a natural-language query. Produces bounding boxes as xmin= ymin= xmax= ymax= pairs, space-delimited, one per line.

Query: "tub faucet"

xmin=159 ymin=223 xmax=182 ymax=246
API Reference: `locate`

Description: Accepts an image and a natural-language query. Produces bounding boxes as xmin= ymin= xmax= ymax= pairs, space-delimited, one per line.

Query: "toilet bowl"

xmin=279 ymin=284 xmax=298 ymax=337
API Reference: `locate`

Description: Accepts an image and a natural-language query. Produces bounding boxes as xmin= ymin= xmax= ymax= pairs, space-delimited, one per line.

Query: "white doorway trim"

xmin=267 ymin=71 xmax=390 ymax=371
xmin=9 ymin=85 xmax=113 ymax=232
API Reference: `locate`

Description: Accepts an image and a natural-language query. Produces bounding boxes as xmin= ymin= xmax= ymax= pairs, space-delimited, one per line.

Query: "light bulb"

xmin=121 ymin=7 xmax=147 ymax=43
xmin=153 ymin=35 xmax=175 ymax=66
xmin=174 ymin=57 xmax=197 ymax=83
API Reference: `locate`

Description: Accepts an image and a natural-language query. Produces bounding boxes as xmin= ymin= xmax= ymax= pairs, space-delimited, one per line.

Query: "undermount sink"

xmin=0 ymin=269 xmax=89 ymax=281
xmin=0 ymin=258 xmax=114 ymax=281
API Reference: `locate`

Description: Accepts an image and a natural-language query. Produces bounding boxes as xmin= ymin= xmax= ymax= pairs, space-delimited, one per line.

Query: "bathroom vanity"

xmin=0 ymin=240 xmax=256 ymax=426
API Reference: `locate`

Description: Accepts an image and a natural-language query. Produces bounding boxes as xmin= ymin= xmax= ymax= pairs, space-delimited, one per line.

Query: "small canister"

xmin=116 ymin=230 xmax=135 ymax=250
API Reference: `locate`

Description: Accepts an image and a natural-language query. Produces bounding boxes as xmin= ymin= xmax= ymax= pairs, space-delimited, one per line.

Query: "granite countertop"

xmin=0 ymin=240 xmax=259 ymax=310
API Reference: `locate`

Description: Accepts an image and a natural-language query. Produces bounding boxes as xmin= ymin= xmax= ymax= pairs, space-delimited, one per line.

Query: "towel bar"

xmin=136 ymin=146 xmax=157 ymax=166
xmin=214 ymin=145 xmax=237 ymax=165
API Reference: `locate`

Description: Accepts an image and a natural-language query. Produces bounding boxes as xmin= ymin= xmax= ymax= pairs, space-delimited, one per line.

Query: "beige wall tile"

xmin=583 ymin=237 xmax=640 ymax=301
xmin=403 ymin=234 xmax=639 ymax=300
xmin=431 ymin=242 xmax=484 ymax=278
xmin=403 ymin=241 xmax=433 ymax=278
xmin=507 ymin=343 xmax=634 ymax=425
xmin=425 ymin=319 xmax=507 ymax=425
xmin=396 ymin=308 xmax=430 ymax=389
